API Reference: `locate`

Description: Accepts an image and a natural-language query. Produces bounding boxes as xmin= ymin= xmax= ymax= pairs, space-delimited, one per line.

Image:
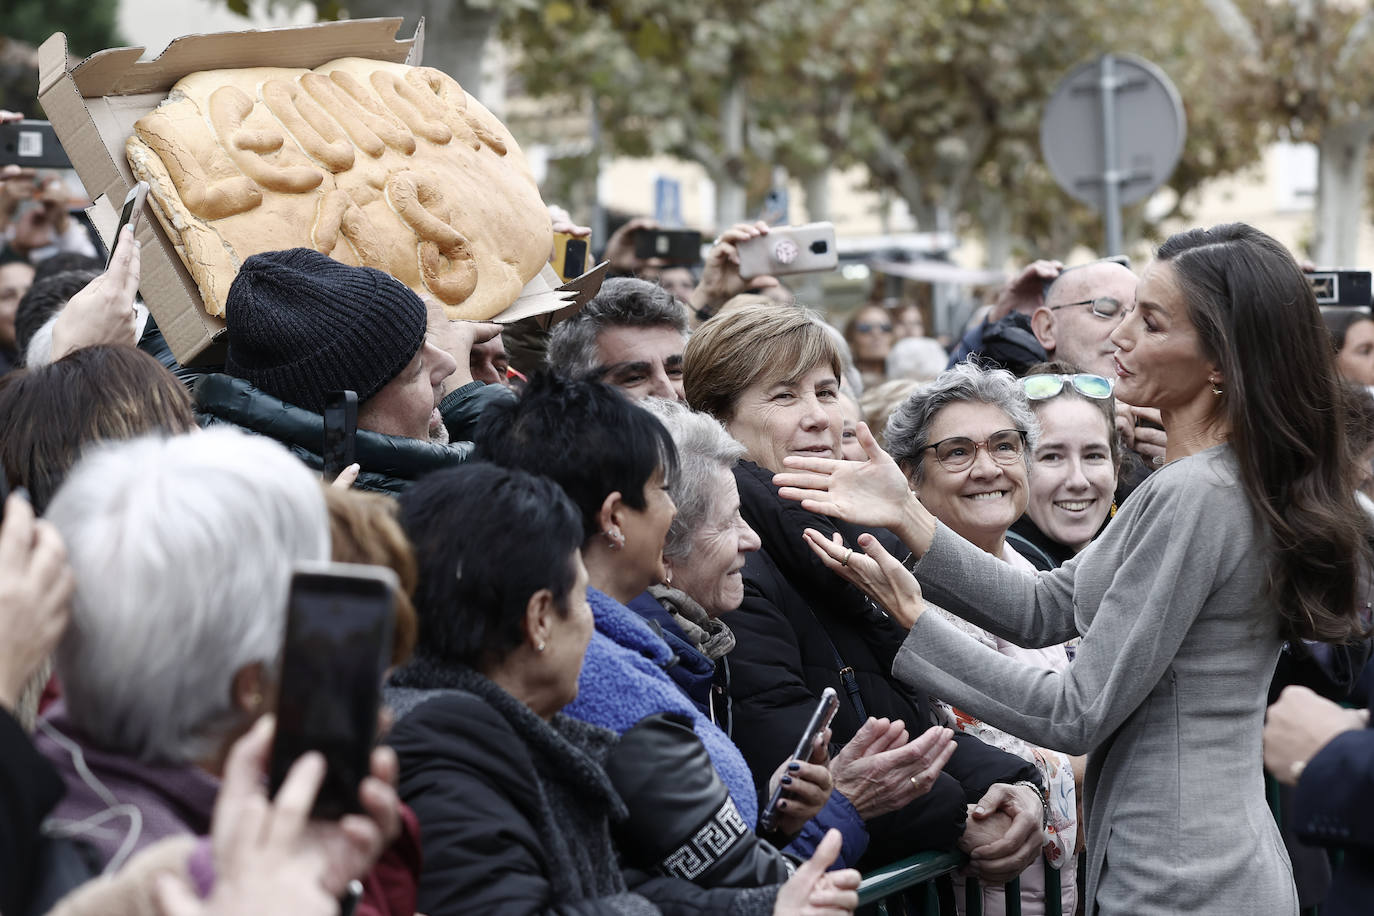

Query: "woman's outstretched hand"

xmin=774 ymin=422 xmax=936 ymax=556
xmin=802 ymin=529 xmax=925 ymax=629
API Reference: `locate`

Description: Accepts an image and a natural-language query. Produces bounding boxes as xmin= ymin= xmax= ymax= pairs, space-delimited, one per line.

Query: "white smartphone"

xmin=737 ymin=222 xmax=839 ymax=280
xmin=107 ymin=180 xmax=149 ymax=268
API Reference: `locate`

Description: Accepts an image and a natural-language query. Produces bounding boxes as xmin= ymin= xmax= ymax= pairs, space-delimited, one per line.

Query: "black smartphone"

xmin=108 ymin=181 xmax=149 ymax=268
xmin=0 ymin=120 xmax=71 ymax=169
xmin=758 ymin=687 xmax=839 ymax=832
xmin=553 ymin=232 xmax=589 ymax=281
xmin=268 ymin=562 xmax=397 ymax=819
xmin=322 ymin=390 xmax=358 ymax=483
xmin=634 ymin=228 xmax=702 ymax=266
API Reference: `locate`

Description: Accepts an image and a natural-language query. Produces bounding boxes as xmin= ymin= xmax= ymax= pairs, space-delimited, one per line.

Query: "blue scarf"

xmin=564 ymin=587 xmax=759 ymax=827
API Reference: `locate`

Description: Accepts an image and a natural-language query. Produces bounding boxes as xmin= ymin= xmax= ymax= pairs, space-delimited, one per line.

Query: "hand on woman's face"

xmin=617 ymin=467 xmax=677 ymax=592
xmin=911 ymin=402 xmax=1028 ymax=554
xmin=667 ymin=469 xmax=761 ymax=617
xmin=1026 ymin=397 xmax=1117 ymax=552
xmin=725 ymin=365 xmax=844 ymax=474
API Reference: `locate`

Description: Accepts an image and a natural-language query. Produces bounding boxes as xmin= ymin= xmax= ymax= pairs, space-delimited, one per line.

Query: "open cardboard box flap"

xmin=36 ymin=18 xmax=613 ymax=368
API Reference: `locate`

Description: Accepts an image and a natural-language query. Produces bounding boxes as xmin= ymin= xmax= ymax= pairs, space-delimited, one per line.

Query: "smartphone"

xmin=737 ymin=222 xmax=838 ymax=279
xmin=268 ymin=562 xmax=397 ymax=819
xmin=0 ymin=120 xmax=71 ymax=169
xmin=634 ymin=228 xmax=703 ymax=266
xmin=552 ymin=232 xmax=589 ymax=282
xmin=322 ymin=390 xmax=358 ymax=483
xmin=107 ymin=181 xmax=149 ymax=268
xmin=758 ymin=687 xmax=839 ymax=833
xmin=1309 ymin=270 xmax=1373 ymax=307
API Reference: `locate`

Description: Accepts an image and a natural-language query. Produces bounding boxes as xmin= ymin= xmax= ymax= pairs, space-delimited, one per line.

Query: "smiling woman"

xmin=880 ymin=362 xmax=1080 ymax=915
xmin=1008 ymin=361 xmax=1122 ymax=570
xmin=683 ymin=302 xmax=1049 ymax=874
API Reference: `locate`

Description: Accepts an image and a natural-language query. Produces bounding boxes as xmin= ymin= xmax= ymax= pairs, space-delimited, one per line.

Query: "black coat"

xmin=0 ymin=709 xmax=65 ymax=916
xmin=385 ymin=676 xmax=658 ymax=916
xmin=728 ymin=461 xmax=1041 ymax=865
xmin=385 ymin=665 xmax=779 ymax=916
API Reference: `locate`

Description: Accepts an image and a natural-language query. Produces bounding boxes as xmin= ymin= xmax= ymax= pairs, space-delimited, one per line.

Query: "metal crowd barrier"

xmin=858 ymin=777 xmax=1332 ymax=915
xmin=857 ymin=849 xmax=1062 ymax=916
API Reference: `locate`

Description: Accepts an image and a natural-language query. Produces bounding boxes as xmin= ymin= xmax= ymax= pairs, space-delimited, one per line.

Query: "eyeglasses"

xmin=1022 ymin=373 xmax=1114 ymax=401
xmin=921 ymin=428 xmax=1027 ymax=472
xmin=1047 ymin=297 xmax=1124 ymax=319
xmin=855 ymin=322 xmax=893 ymax=334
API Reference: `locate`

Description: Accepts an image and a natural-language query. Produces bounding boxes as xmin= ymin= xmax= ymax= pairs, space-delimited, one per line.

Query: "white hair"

xmin=45 ymin=428 xmax=330 ymax=764
xmin=886 ymin=336 xmax=951 ymax=381
xmin=640 ymin=398 xmax=745 ymax=562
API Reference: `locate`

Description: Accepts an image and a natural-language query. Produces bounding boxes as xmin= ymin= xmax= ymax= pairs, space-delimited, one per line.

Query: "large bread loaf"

xmin=127 ymin=57 xmax=551 ymax=320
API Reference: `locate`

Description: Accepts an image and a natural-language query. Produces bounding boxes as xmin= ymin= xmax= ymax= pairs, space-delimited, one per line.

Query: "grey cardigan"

xmin=894 ymin=445 xmax=1298 ymax=915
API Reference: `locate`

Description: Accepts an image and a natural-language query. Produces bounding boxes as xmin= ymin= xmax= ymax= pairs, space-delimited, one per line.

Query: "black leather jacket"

xmin=194 ymin=373 xmax=482 ymax=494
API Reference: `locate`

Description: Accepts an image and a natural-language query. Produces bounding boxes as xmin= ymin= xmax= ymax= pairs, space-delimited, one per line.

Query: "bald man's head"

xmin=1033 ymin=261 xmax=1138 ymax=376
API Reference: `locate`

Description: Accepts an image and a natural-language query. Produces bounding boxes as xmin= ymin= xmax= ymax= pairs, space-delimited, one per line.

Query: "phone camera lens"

xmin=810 ymin=240 xmax=829 ymax=254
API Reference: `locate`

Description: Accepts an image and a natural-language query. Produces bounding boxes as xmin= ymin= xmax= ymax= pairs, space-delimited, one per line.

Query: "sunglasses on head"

xmin=1022 ymin=373 xmax=1115 ymax=401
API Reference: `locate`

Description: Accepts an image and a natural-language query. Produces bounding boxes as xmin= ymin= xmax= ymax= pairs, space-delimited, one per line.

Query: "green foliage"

xmin=503 ymin=0 xmax=1270 ymax=258
xmin=4 ymin=0 xmax=125 ymax=57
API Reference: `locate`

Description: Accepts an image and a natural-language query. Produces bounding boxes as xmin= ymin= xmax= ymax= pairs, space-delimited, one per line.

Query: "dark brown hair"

xmin=0 ymin=345 xmax=197 ymax=512
xmin=1157 ymin=224 xmax=1373 ymax=642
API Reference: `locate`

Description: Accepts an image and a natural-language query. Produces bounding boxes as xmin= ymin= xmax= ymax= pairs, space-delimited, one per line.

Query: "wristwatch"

xmin=1012 ymin=779 xmax=1050 ymax=831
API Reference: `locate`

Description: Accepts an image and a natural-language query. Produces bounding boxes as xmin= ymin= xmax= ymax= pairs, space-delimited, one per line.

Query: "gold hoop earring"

xmin=1209 ymin=377 xmax=1223 ymax=396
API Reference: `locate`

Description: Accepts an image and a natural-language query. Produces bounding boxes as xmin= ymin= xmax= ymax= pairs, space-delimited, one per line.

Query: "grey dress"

xmin=893 ymin=445 xmax=1298 ymax=915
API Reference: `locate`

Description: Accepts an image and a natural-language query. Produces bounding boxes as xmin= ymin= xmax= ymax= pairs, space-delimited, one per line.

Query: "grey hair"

xmin=45 ymin=428 xmax=330 ymax=764
xmin=883 ymin=361 xmax=1039 ymax=485
xmin=546 ymin=277 xmax=690 ymax=378
xmin=639 ymin=397 xmax=745 ymax=562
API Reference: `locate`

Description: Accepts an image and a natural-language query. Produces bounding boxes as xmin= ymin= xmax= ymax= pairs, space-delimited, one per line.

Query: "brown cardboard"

xmin=38 ymin=18 xmax=425 ymax=366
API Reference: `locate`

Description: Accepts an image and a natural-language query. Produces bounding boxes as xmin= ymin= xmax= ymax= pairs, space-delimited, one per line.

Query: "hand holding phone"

xmin=759 ymin=688 xmax=839 ymax=833
xmin=322 ymin=391 xmax=358 ymax=483
xmin=268 ymin=562 xmax=397 ymax=819
xmin=736 ymin=222 xmax=837 ymax=280
xmin=108 ymin=181 xmax=149 ymax=268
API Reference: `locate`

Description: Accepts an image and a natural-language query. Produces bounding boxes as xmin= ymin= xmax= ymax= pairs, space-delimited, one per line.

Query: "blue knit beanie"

xmin=224 ymin=249 xmax=427 ymax=414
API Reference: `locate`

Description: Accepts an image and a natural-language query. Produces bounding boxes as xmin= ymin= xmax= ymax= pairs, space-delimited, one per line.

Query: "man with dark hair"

xmin=194 ymin=248 xmax=507 ymax=492
xmin=546 ymin=277 xmax=689 ymax=402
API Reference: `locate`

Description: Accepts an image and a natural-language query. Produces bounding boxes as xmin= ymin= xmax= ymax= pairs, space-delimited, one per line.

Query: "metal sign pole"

xmin=1098 ymin=54 xmax=1123 ymax=256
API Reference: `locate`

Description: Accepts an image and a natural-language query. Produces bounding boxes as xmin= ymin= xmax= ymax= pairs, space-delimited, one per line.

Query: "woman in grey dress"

xmin=771 ymin=223 xmax=1373 ymax=915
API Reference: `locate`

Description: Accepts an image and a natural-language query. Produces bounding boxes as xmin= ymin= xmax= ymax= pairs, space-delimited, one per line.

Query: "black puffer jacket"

xmin=728 ymin=461 xmax=1041 ymax=865
xmin=193 ymin=373 xmax=485 ymax=493
xmin=385 ymin=674 xmax=658 ymax=916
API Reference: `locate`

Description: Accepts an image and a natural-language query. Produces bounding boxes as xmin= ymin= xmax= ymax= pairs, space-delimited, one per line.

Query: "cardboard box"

xmin=38 ymin=18 xmax=428 ymax=367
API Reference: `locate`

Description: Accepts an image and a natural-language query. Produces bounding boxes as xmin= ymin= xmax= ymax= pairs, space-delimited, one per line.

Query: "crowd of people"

xmin=2 ymin=138 xmax=1374 ymax=916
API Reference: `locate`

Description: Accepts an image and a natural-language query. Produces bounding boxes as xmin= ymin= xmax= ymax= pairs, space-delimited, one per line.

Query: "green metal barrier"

xmin=858 ymin=850 xmax=1056 ymax=915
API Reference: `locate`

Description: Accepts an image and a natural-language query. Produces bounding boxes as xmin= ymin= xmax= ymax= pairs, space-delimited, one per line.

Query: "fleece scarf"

xmin=565 ymin=587 xmax=760 ymax=828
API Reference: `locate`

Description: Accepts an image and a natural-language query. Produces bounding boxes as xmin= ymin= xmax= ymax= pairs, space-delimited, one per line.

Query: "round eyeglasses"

xmin=1022 ymin=373 xmax=1114 ymax=401
xmin=920 ymin=428 xmax=1028 ymax=473
xmin=1047 ymin=297 xmax=1124 ymax=319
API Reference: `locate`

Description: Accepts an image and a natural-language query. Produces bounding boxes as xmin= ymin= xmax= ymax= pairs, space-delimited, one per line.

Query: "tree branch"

xmin=1199 ymin=0 xmax=1263 ymax=59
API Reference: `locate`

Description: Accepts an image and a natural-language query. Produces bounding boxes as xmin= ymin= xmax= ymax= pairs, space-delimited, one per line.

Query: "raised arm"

xmin=889 ymin=468 xmax=1234 ymax=754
